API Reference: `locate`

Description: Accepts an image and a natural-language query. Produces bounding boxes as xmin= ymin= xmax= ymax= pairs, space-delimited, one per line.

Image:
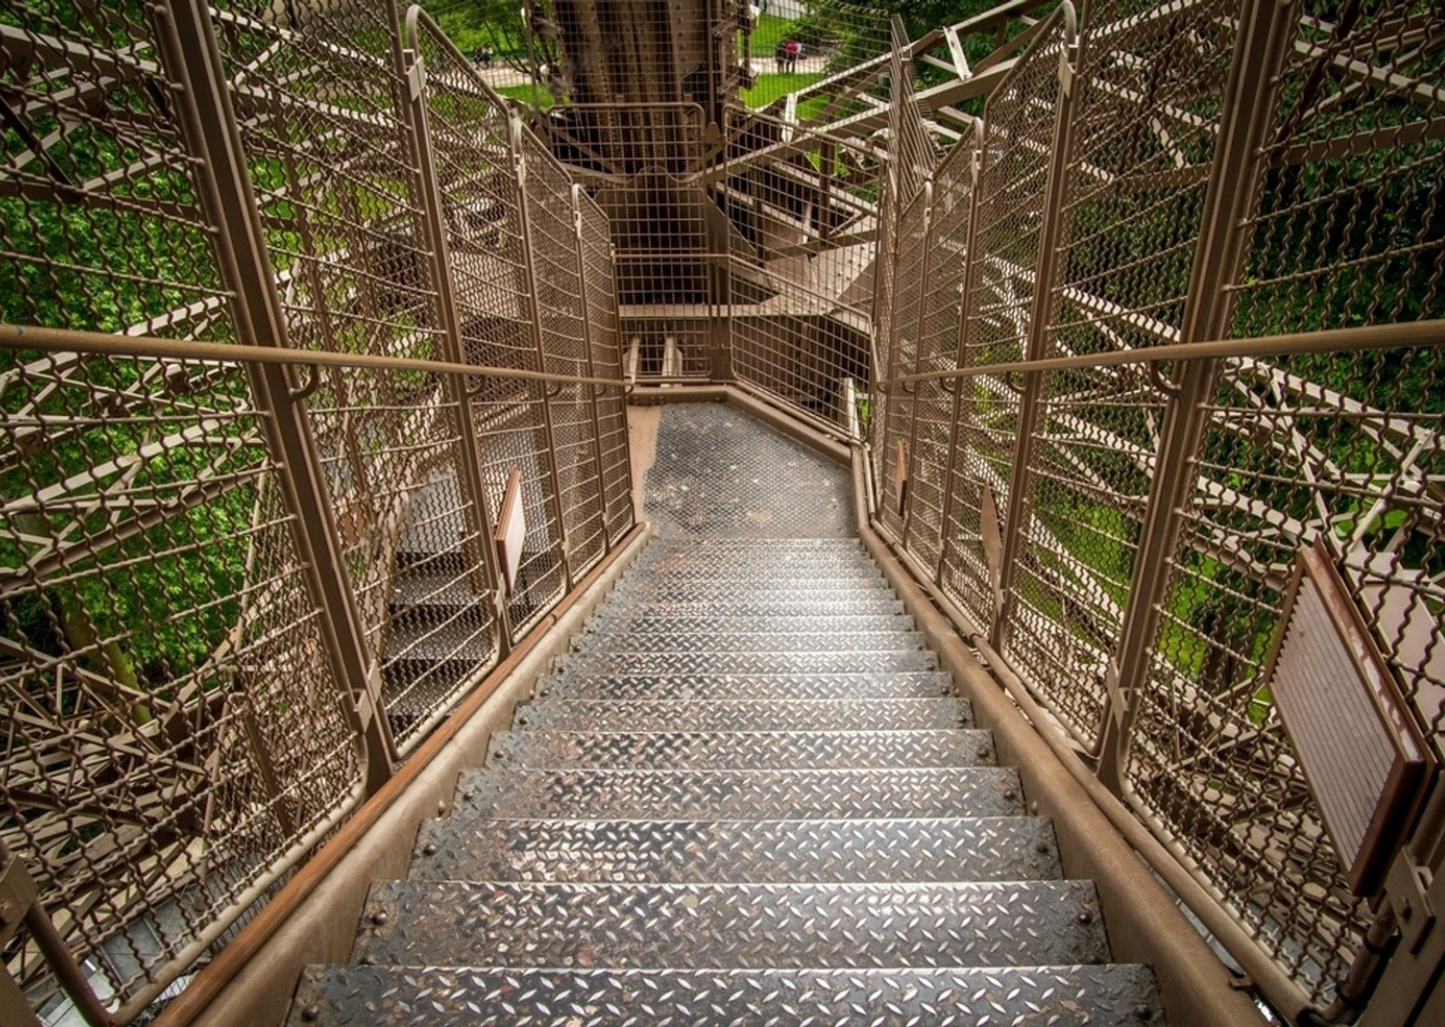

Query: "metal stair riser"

xmin=410 ymin=816 xmax=1061 ymax=884
xmin=355 ymin=880 xmax=1109 ymax=970
xmin=536 ymin=671 xmax=957 ymax=701
xmin=581 ymin=613 xmax=917 ymax=634
xmin=568 ymin=630 xmax=927 ymax=656
xmin=290 ymin=965 xmax=1164 ymax=1027
xmin=486 ymin=729 xmax=996 ymax=770
xmin=510 ymin=698 xmax=972 ymax=732
xmin=451 ymin=767 xmax=1029 ymax=820
xmin=552 ymin=650 xmax=939 ymax=675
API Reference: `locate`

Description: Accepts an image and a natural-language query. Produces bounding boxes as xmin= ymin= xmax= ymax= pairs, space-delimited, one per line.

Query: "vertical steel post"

xmin=156 ymin=0 xmax=395 ymax=792
xmin=901 ymin=178 xmax=936 ymax=554
xmin=571 ymin=183 xmax=612 ymax=554
xmin=1096 ymin=0 xmax=1297 ymax=792
xmin=401 ymin=43 xmax=513 ymax=652
xmin=989 ymin=6 xmax=1082 ymax=654
xmin=510 ymin=116 xmax=575 ymax=593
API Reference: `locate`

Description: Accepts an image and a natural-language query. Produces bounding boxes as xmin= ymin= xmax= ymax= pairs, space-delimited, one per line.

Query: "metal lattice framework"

xmin=0 ymin=1 xmax=632 ymax=1021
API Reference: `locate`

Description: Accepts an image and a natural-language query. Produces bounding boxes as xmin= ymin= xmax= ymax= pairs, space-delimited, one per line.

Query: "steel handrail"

xmin=0 ymin=323 xmax=629 ymax=389
xmin=873 ymin=318 xmax=1445 ymax=389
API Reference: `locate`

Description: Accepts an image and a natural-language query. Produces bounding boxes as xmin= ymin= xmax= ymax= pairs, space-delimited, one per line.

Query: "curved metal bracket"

xmin=288 ymin=363 xmax=321 ymax=402
xmin=1003 ymin=370 xmax=1026 ymax=395
xmin=900 ymin=380 xmax=917 ymax=395
xmin=464 ymin=375 xmax=490 ymax=400
xmin=940 ymin=375 xmax=958 ymax=394
xmin=545 ymin=380 xmax=564 ymax=398
xmin=1148 ymin=359 xmax=1183 ymax=398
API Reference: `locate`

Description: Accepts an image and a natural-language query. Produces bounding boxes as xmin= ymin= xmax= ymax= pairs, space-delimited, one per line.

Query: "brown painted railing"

xmin=0 ymin=3 xmax=631 ymax=1022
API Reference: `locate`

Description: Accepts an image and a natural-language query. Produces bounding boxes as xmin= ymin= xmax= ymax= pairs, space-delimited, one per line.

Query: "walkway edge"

xmin=849 ymin=446 xmax=1269 ymax=1027
xmin=165 ymin=524 xmax=651 ymax=1027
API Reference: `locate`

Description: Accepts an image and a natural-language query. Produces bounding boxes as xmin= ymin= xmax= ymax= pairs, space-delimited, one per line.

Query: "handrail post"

xmin=571 ymin=183 xmax=612 ymax=554
xmin=401 ymin=45 xmax=513 ymax=653
xmin=510 ymin=116 xmax=575 ymax=593
xmin=990 ymin=8 xmax=1081 ymax=656
xmin=156 ymin=0 xmax=395 ymax=792
xmin=1096 ymin=0 xmax=1297 ymax=793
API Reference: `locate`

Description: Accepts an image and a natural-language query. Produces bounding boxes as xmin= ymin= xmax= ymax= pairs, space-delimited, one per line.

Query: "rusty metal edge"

xmin=627 ymin=384 xmax=853 ymax=467
xmin=151 ymin=522 xmax=651 ymax=1027
xmin=848 ymin=444 xmax=1278 ymax=1027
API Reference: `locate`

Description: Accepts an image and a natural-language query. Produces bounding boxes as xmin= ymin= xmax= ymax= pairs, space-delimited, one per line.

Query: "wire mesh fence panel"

xmin=521 ymin=134 xmax=608 ymax=578
xmin=0 ymin=5 xmax=369 ymax=1015
xmin=876 ymin=188 xmax=928 ymax=539
xmin=906 ymin=144 xmax=975 ymax=578
xmin=1126 ymin=0 xmax=1445 ymax=1005
xmin=578 ymin=197 xmax=635 ymax=547
xmin=0 ymin=353 xmax=364 ymax=1018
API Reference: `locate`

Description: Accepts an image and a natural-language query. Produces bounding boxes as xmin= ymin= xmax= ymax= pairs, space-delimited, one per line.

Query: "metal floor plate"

xmin=583 ymin=613 xmax=915 ymax=634
xmin=411 ymin=816 xmax=1060 ymax=884
xmin=643 ymin=404 xmax=854 ymax=539
xmin=596 ymin=596 xmax=906 ymax=617
xmin=568 ymin=629 xmax=924 ymax=655
xmin=453 ymin=766 xmax=1028 ymax=820
xmin=291 ymin=964 xmax=1164 ymax=1027
xmin=551 ymin=649 xmax=939 ymax=675
xmin=510 ymin=698 xmax=971 ymax=732
xmin=486 ymin=729 xmax=994 ymax=769
xmin=356 ymin=880 xmax=1108 ymax=969
xmin=536 ymin=671 xmax=955 ymax=702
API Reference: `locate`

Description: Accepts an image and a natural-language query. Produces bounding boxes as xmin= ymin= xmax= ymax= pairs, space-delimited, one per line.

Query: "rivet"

xmin=437 ymin=801 xmax=447 ymax=815
xmin=1002 ymin=789 xmax=1016 ymax=801
xmin=1135 ymin=1004 xmax=1154 ymax=1020
xmin=1078 ymin=911 xmax=1093 ymax=925
xmin=423 ymin=842 xmax=438 ymax=856
xmin=357 ymin=955 xmax=374 ymax=966
xmin=301 ymin=1005 xmax=320 ymax=1022
xmin=1035 ymin=840 xmax=1050 ymax=854
xmin=372 ymin=910 xmax=389 ymax=926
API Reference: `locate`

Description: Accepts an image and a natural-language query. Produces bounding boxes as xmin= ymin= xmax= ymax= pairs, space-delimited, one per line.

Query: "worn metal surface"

xmin=584 ymin=612 xmax=914 ymax=633
xmin=487 ymin=729 xmax=994 ymax=769
xmin=510 ymin=698 xmax=972 ymax=732
xmin=569 ymin=629 xmax=926 ymax=655
xmin=453 ymin=766 xmax=1029 ymax=820
xmin=412 ymin=816 xmax=1060 ymax=884
xmin=290 ymin=964 xmax=1165 ymax=1026
xmin=356 ymin=880 xmax=1107 ymax=969
xmin=536 ymin=671 xmax=955 ymax=702
xmin=643 ymin=404 xmax=854 ymax=538
xmin=549 ymin=649 xmax=940 ymax=675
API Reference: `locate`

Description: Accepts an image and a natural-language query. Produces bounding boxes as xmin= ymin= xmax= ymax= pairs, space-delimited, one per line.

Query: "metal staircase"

xmin=284 ymin=404 xmax=1167 ymax=1025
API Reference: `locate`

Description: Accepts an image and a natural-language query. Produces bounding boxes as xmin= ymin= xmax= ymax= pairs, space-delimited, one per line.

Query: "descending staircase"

xmin=287 ymin=404 xmax=1167 ymax=1026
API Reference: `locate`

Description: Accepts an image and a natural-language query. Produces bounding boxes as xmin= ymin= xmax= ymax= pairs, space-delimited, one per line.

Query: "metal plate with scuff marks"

xmin=486 ymin=729 xmax=994 ymax=770
xmin=452 ymin=766 xmax=1027 ymax=820
xmin=411 ymin=815 xmax=1060 ymax=884
xmin=643 ymin=404 xmax=854 ymax=538
xmin=568 ymin=629 xmax=925 ymax=655
xmin=510 ymin=698 xmax=971 ymax=732
xmin=537 ymin=671 xmax=954 ymax=702
xmin=549 ymin=649 xmax=938 ymax=675
xmin=290 ymin=964 xmax=1165 ymax=1027
xmin=355 ymin=880 xmax=1107 ymax=969
xmin=582 ymin=613 xmax=915 ymax=634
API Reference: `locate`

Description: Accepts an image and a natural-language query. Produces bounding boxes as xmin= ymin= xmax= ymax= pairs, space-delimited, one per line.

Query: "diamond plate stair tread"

xmin=643 ymin=538 xmax=867 ymax=551
xmin=391 ymin=571 xmax=493 ymax=610
xmin=383 ymin=620 xmax=496 ymax=663
xmin=455 ymin=767 xmax=1027 ymax=819
xmin=487 ymin=729 xmax=995 ymax=769
xmin=536 ymin=671 xmax=955 ymax=701
xmin=583 ymin=613 xmax=916 ymax=634
xmin=568 ymin=629 xmax=925 ymax=655
xmin=291 ymin=964 xmax=1164 ymax=1027
xmin=411 ymin=816 xmax=1060 ymax=884
xmin=605 ymin=596 xmax=907 ymax=616
xmin=610 ymin=581 xmax=895 ymax=599
xmin=511 ymin=698 xmax=971 ymax=732
xmin=554 ymin=649 xmax=939 ymax=675
xmin=356 ymin=880 xmax=1107 ymax=969
xmin=623 ymin=564 xmax=885 ymax=582
xmin=646 ymin=404 xmax=855 ymax=539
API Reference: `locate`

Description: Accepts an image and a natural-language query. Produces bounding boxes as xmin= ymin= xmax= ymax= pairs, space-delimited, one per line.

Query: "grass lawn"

xmin=742 ymin=13 xmax=798 ymax=60
xmin=495 ymin=83 xmax=555 ymax=109
xmin=742 ymin=72 xmax=825 ymax=111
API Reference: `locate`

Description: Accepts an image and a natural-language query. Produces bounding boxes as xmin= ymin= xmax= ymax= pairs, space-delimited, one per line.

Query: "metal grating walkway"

xmin=287 ymin=404 xmax=1166 ymax=1025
